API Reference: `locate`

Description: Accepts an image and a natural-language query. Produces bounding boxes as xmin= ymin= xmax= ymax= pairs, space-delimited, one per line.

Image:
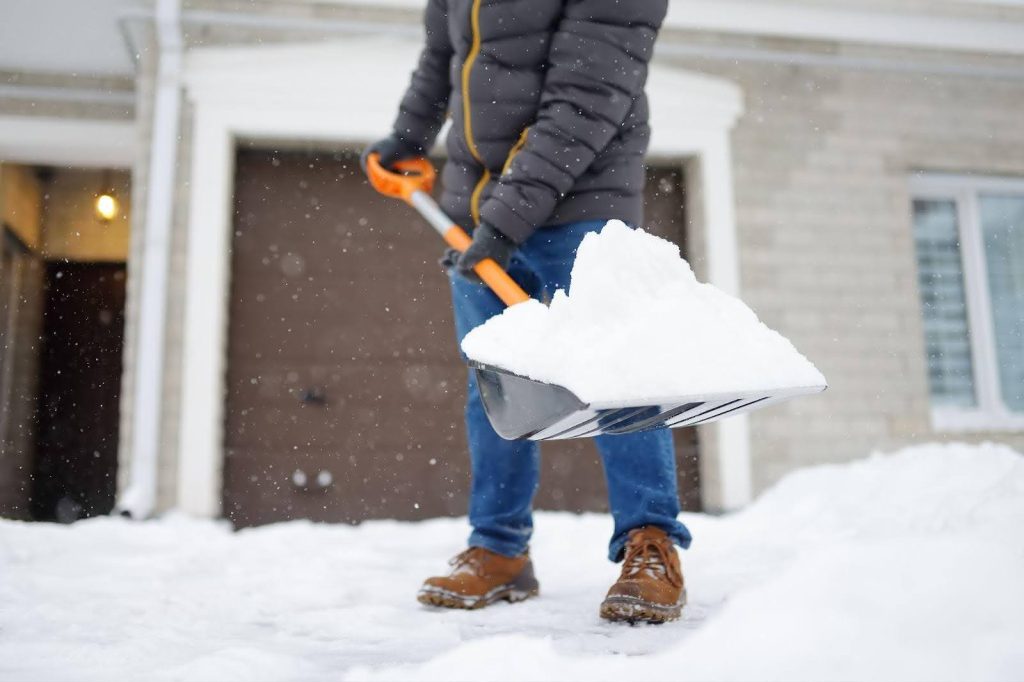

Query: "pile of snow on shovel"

xmin=462 ymin=220 xmax=826 ymax=403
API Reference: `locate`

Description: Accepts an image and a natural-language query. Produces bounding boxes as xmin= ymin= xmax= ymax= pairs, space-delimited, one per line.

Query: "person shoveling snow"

xmin=362 ymin=0 xmax=822 ymax=624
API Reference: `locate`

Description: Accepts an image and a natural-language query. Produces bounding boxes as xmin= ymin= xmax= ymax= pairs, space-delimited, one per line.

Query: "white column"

xmin=701 ymin=131 xmax=753 ymax=510
xmin=176 ymin=111 xmax=234 ymax=517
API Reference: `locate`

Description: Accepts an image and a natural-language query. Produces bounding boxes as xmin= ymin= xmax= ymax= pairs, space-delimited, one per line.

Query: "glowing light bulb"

xmin=95 ymin=194 xmax=118 ymax=221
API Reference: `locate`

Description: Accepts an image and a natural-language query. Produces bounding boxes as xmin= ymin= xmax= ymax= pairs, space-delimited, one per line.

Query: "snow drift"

xmin=461 ymin=220 xmax=826 ymax=403
xmin=2 ymin=442 xmax=1022 ymax=682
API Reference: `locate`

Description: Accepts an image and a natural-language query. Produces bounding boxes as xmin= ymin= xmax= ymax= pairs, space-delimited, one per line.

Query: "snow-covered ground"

xmin=2 ymin=442 xmax=1023 ymax=682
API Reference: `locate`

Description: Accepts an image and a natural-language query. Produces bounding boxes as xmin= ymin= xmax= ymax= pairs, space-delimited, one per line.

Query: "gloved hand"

xmin=441 ymin=223 xmax=518 ymax=285
xmin=360 ymin=134 xmax=424 ymax=173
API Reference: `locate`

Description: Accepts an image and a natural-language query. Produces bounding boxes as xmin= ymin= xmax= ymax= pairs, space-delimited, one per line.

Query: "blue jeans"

xmin=449 ymin=220 xmax=692 ymax=562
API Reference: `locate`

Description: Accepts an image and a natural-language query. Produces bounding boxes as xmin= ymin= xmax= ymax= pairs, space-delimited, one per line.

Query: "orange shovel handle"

xmin=366 ymin=153 xmax=435 ymax=203
xmin=366 ymin=153 xmax=530 ymax=307
xmin=440 ymin=224 xmax=530 ymax=307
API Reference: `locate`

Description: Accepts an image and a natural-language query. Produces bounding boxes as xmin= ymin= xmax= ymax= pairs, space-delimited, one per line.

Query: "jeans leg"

xmin=449 ymin=260 xmax=542 ymax=558
xmin=520 ymin=220 xmax=692 ymax=563
xmin=595 ymin=428 xmax=692 ymax=562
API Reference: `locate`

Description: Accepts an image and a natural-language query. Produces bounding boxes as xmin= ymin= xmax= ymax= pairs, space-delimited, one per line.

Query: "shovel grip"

xmin=365 ymin=153 xmax=435 ymax=203
xmin=442 ymin=225 xmax=530 ymax=307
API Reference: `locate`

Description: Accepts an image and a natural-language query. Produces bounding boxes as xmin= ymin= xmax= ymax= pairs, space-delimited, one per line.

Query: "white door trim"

xmin=175 ymin=38 xmax=748 ymax=516
xmin=696 ymin=131 xmax=752 ymax=510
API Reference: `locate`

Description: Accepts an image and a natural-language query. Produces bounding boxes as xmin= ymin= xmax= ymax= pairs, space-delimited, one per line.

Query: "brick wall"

xmin=661 ymin=50 xmax=1024 ymax=493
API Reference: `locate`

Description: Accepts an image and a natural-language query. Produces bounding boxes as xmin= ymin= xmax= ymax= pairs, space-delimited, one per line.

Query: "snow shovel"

xmin=367 ymin=154 xmax=826 ymax=440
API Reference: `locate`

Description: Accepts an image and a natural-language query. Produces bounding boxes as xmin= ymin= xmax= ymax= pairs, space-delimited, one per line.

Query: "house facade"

xmin=1 ymin=0 xmax=1022 ymax=523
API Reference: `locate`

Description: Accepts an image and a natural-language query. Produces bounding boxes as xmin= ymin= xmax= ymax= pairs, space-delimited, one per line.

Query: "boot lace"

xmin=620 ymin=533 xmax=682 ymax=588
xmin=449 ymin=547 xmax=491 ymax=576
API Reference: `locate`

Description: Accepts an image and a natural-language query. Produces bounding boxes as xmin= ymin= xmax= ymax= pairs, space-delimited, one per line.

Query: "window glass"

xmin=912 ymin=199 xmax=977 ymax=408
xmin=979 ymin=195 xmax=1024 ymax=412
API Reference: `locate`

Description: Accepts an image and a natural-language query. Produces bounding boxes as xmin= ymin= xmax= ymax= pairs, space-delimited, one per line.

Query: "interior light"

xmin=95 ymin=193 xmax=118 ymax=222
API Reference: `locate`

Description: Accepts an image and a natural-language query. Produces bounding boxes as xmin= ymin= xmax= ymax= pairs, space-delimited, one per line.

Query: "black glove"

xmin=441 ymin=223 xmax=518 ymax=285
xmin=360 ymin=134 xmax=423 ymax=174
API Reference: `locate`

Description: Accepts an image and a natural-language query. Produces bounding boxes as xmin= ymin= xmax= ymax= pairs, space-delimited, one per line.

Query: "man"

xmin=363 ymin=0 xmax=690 ymax=624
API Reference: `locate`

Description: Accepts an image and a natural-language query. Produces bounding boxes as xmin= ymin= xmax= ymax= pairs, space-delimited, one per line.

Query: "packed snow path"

xmin=2 ymin=443 xmax=1023 ymax=682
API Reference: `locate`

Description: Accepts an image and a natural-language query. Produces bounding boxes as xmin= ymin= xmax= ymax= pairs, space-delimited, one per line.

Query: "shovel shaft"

xmin=410 ymin=191 xmax=530 ymax=307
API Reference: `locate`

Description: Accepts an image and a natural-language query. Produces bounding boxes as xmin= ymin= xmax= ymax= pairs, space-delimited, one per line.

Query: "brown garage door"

xmin=223 ymin=148 xmax=699 ymax=527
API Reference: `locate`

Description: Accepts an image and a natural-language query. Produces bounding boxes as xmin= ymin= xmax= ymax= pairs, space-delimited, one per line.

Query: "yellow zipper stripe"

xmin=502 ymin=127 xmax=530 ymax=176
xmin=470 ymin=169 xmax=491 ymax=225
xmin=461 ymin=0 xmax=484 ymax=164
xmin=461 ymin=0 xmax=487 ymax=224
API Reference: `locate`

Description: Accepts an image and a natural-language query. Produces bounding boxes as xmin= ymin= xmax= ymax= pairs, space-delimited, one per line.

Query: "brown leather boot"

xmin=417 ymin=547 xmax=540 ymax=609
xmin=600 ymin=526 xmax=686 ymax=624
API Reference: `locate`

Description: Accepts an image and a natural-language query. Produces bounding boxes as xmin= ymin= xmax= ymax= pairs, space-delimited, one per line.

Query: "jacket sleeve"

xmin=391 ymin=0 xmax=452 ymax=151
xmin=479 ymin=0 xmax=668 ymax=243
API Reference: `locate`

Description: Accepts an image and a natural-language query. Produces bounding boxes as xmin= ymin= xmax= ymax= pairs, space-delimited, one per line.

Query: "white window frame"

xmin=909 ymin=172 xmax=1024 ymax=433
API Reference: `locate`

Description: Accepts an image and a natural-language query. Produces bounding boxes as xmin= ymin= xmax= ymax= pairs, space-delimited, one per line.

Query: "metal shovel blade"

xmin=470 ymin=361 xmax=827 ymax=441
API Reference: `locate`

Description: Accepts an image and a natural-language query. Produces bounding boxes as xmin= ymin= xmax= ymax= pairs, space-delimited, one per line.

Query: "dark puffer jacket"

xmin=391 ymin=0 xmax=668 ymax=244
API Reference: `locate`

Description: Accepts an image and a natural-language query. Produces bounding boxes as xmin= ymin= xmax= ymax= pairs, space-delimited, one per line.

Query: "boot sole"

xmin=417 ymin=575 xmax=540 ymax=610
xmin=599 ymin=590 xmax=687 ymax=625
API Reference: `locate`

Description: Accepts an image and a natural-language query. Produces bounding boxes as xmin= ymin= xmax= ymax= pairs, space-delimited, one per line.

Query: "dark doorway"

xmin=31 ymin=262 xmax=125 ymax=522
xmin=223 ymin=148 xmax=699 ymax=527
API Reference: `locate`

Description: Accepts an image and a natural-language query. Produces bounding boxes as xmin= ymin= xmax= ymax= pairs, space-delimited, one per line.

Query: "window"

xmin=910 ymin=174 xmax=1024 ymax=431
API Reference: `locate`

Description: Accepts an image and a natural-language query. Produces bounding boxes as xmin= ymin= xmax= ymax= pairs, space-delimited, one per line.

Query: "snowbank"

xmin=461 ymin=220 xmax=826 ymax=403
xmin=2 ymin=443 xmax=1022 ymax=682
